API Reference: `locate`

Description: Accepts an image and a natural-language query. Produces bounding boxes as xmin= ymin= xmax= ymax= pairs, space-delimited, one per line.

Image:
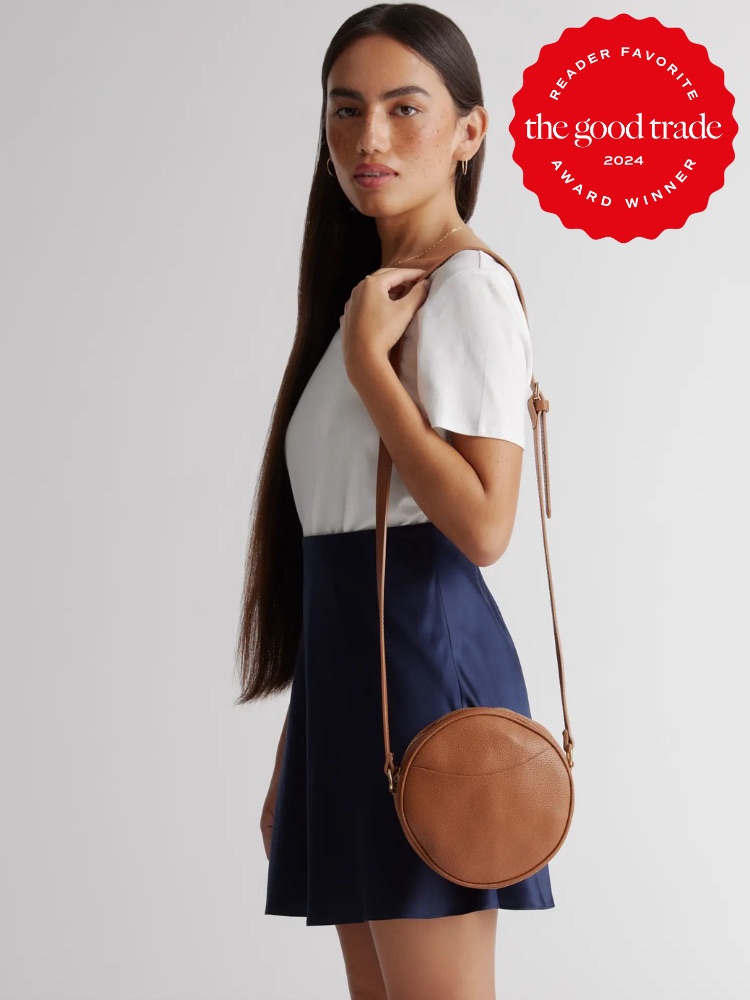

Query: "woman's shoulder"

xmin=407 ymin=245 xmax=533 ymax=445
xmin=423 ymin=247 xmax=526 ymax=323
xmin=433 ymin=246 xmax=505 ymax=275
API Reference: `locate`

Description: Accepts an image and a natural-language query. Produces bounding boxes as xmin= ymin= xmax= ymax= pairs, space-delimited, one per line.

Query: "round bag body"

xmin=392 ymin=705 xmax=574 ymax=889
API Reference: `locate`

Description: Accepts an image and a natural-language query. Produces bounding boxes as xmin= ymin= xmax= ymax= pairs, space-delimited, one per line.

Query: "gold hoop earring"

xmin=326 ymin=157 xmax=334 ymax=177
xmin=461 ymin=158 xmax=468 ymax=176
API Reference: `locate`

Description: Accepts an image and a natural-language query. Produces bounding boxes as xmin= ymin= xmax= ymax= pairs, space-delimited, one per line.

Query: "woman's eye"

xmin=331 ymin=104 xmax=420 ymax=118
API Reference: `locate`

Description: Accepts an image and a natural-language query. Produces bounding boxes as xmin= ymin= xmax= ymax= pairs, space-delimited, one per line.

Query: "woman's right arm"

xmin=269 ymin=704 xmax=290 ymax=792
xmin=260 ymin=704 xmax=289 ymax=860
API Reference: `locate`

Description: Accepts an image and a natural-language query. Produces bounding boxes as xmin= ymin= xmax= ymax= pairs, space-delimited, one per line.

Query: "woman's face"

xmin=325 ymin=34 xmax=481 ymax=217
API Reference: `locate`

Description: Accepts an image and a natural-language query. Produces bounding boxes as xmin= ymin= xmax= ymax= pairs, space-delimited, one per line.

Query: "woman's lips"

xmin=353 ymin=171 xmax=397 ymax=189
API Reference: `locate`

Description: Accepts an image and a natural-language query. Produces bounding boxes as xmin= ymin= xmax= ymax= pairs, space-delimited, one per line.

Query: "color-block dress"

xmin=265 ymin=248 xmax=555 ymax=925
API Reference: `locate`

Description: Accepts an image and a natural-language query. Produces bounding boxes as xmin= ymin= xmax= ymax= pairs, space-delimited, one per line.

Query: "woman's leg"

xmin=368 ymin=909 xmax=498 ymax=1000
xmin=335 ymin=921 xmax=388 ymax=1000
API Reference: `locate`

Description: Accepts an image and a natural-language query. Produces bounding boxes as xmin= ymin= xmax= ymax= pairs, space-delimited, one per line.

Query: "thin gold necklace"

xmin=392 ymin=224 xmax=468 ymax=265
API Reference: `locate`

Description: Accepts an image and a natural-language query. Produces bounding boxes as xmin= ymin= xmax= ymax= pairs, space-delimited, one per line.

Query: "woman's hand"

xmin=340 ymin=266 xmax=431 ymax=379
xmin=260 ymin=780 xmax=278 ymax=862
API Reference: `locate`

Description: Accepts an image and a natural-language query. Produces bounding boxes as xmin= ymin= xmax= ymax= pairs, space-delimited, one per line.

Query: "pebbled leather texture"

xmin=376 ymin=242 xmax=576 ymax=889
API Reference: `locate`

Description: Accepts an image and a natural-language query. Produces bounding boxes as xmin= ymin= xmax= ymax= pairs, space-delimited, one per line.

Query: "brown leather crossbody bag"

xmin=376 ymin=245 xmax=575 ymax=889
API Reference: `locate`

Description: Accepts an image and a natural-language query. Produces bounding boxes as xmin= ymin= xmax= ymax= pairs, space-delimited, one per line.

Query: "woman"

xmin=235 ymin=4 xmax=554 ymax=998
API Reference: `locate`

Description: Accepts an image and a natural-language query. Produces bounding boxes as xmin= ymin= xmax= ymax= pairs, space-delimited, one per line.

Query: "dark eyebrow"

xmin=327 ymin=84 xmax=431 ymax=101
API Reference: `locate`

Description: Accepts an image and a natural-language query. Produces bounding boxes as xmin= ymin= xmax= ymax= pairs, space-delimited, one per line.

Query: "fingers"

xmin=386 ymin=271 xmax=431 ymax=301
xmin=373 ymin=266 xmax=429 ymax=289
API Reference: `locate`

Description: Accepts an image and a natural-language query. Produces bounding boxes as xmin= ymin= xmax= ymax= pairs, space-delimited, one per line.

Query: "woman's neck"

xmin=378 ymin=216 xmax=472 ymax=269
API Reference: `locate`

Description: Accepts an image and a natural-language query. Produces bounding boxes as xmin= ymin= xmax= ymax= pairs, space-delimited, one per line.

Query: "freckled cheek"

xmin=326 ymin=124 xmax=348 ymax=158
xmin=398 ymin=126 xmax=452 ymax=174
xmin=325 ymin=121 xmax=452 ymax=172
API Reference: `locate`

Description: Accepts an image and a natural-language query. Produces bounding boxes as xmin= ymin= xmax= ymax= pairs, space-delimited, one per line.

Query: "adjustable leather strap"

xmin=376 ymin=246 xmax=575 ymax=792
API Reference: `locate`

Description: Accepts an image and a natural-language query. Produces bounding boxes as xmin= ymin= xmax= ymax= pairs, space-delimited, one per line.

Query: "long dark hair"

xmin=234 ymin=3 xmax=486 ymax=704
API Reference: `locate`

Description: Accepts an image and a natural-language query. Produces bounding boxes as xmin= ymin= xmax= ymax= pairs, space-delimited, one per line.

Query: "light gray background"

xmin=1 ymin=1 xmax=747 ymax=998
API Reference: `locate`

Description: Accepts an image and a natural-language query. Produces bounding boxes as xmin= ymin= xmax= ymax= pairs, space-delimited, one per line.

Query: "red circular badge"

xmin=509 ymin=14 xmax=738 ymax=241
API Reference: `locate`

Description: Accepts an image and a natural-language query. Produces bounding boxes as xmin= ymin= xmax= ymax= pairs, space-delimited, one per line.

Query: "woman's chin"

xmin=348 ymin=195 xmax=410 ymax=220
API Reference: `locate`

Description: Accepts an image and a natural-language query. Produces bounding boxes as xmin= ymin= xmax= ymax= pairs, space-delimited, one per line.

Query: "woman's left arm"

xmin=342 ymin=265 xmax=523 ymax=567
xmin=348 ymin=348 xmax=521 ymax=567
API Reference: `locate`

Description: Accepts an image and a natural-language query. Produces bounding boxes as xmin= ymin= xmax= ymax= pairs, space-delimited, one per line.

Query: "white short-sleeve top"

xmin=285 ymin=248 xmax=533 ymax=537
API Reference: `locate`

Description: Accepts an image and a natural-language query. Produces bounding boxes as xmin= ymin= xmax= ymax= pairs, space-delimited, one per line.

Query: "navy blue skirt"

xmin=265 ymin=521 xmax=555 ymax=925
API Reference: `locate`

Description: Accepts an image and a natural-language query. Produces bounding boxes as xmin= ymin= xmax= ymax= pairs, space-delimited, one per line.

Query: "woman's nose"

xmin=357 ymin=111 xmax=390 ymax=153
